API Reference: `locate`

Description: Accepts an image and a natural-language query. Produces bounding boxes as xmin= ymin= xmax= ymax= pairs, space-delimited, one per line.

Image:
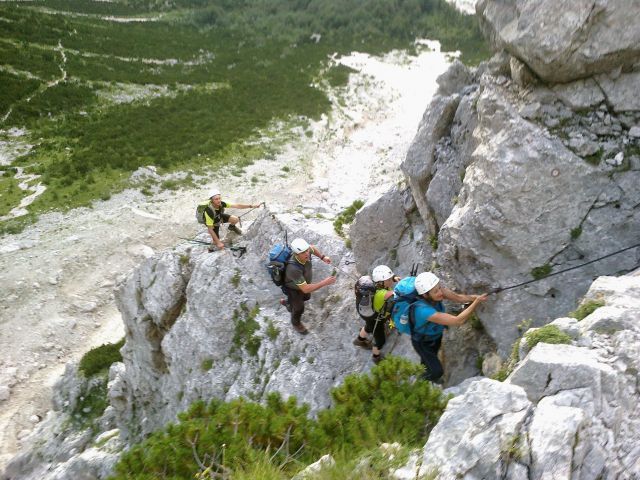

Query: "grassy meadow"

xmin=0 ymin=0 xmax=489 ymax=233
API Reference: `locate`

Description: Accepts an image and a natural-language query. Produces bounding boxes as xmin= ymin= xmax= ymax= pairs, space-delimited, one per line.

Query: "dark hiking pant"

xmin=411 ymin=335 xmax=443 ymax=382
xmin=288 ymin=289 xmax=311 ymax=326
xmin=364 ymin=315 xmax=386 ymax=349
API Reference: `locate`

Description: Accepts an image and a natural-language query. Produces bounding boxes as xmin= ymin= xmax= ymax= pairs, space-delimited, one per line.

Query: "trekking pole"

xmin=180 ymin=237 xmax=247 ymax=257
xmin=179 ymin=237 xmax=210 ymax=246
xmin=489 ymin=242 xmax=640 ymax=295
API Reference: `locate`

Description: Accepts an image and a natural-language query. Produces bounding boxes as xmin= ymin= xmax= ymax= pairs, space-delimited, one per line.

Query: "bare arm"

xmin=428 ymin=295 xmax=488 ymax=327
xmin=442 ymin=287 xmax=478 ymax=304
xmin=297 ymin=276 xmax=336 ymax=294
xmin=226 ymin=202 xmax=262 ymax=209
xmin=310 ymin=245 xmax=332 ymax=264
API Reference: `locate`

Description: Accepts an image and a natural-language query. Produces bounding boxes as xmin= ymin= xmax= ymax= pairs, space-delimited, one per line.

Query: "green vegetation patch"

xmin=200 ymin=358 xmax=214 ymax=371
xmin=492 ymin=340 xmax=521 ymax=382
xmin=0 ymin=170 xmax=28 ymax=217
xmin=71 ymin=377 xmax=109 ymax=430
xmin=333 ymin=199 xmax=364 ymax=237
xmin=531 ymin=264 xmax=552 ymax=280
xmin=524 ymin=325 xmax=572 ymax=349
xmin=72 ymin=338 xmax=124 ymax=430
xmin=570 ymin=226 xmax=582 ymax=240
xmin=569 ymin=299 xmax=605 ymax=321
xmin=109 ymin=356 xmax=448 ymax=479
xmin=78 ymin=338 xmax=125 ymax=378
xmin=232 ymin=303 xmax=261 ymax=357
xmin=325 ymin=64 xmax=357 ymax=88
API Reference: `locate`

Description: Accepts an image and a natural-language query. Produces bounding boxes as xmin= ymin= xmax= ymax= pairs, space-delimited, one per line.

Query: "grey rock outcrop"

xmin=396 ymin=271 xmax=640 ymax=480
xmin=2 ymin=365 xmax=122 ymax=480
xmin=111 ymin=210 xmax=420 ymax=442
xmin=477 ymin=0 xmax=640 ymax=84
xmin=353 ymin=31 xmax=640 ymax=375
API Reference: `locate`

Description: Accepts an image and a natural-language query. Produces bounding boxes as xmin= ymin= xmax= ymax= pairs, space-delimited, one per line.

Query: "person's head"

xmin=415 ymin=272 xmax=443 ymax=302
xmin=291 ymin=238 xmax=311 ymax=262
xmin=208 ymin=189 xmax=222 ymax=207
xmin=371 ymin=264 xmax=394 ymax=287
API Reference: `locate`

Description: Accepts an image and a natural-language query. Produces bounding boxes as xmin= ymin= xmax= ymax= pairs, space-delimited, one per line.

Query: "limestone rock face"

xmin=110 ymin=210 xmax=420 ymax=441
xmin=2 ymin=365 xmax=122 ymax=480
xmin=395 ymin=272 xmax=640 ymax=480
xmin=373 ymin=51 xmax=640 ymax=366
xmin=477 ymin=0 xmax=640 ymax=84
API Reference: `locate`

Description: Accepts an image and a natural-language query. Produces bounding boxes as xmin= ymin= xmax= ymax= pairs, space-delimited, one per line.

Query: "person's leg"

xmin=225 ymin=213 xmax=242 ymax=234
xmin=411 ymin=336 xmax=444 ymax=382
xmin=288 ymin=289 xmax=307 ymax=333
xmin=354 ymin=316 xmax=374 ymax=349
xmin=370 ymin=317 xmax=386 ymax=362
xmin=208 ymin=226 xmax=221 ymax=252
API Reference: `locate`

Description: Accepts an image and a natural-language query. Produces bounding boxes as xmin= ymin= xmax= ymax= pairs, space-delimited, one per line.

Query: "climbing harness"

xmin=490 ymin=242 xmax=640 ymax=294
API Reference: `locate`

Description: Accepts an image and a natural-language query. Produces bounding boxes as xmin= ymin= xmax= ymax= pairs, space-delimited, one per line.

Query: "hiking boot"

xmin=372 ymin=353 xmax=385 ymax=364
xmin=293 ymin=323 xmax=309 ymax=335
xmin=279 ymin=298 xmax=292 ymax=313
xmin=228 ymin=224 xmax=242 ymax=235
xmin=352 ymin=337 xmax=373 ymax=350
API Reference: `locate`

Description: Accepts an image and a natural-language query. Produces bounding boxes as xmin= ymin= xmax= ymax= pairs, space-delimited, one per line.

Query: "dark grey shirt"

xmin=284 ymin=255 xmax=313 ymax=291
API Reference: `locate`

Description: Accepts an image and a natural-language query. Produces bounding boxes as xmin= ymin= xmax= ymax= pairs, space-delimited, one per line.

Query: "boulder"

xmin=477 ymin=0 xmax=640 ymax=84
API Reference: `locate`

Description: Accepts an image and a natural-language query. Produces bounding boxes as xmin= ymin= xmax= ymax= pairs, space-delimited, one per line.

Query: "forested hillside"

xmin=0 ymin=0 xmax=488 ymax=233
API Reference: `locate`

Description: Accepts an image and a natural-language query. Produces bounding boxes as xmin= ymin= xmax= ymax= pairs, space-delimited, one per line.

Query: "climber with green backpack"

xmin=196 ymin=190 xmax=263 ymax=252
xmin=353 ymin=265 xmax=400 ymax=364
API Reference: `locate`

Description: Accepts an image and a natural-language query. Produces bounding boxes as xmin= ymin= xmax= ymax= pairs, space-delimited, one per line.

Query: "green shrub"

xmin=265 ymin=319 xmax=280 ymax=341
xmin=333 ymin=199 xmax=364 ymax=237
xmin=569 ymin=299 xmax=605 ymax=321
xmin=525 ymin=325 xmax=571 ymax=349
xmin=109 ymin=357 xmax=448 ymax=479
xmin=78 ymin=338 xmax=125 ymax=378
xmin=316 ymin=356 xmax=448 ymax=450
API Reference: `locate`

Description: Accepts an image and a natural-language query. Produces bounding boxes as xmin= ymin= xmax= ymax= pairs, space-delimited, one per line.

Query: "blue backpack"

xmin=390 ymin=276 xmax=420 ymax=335
xmin=266 ymin=243 xmax=293 ymax=287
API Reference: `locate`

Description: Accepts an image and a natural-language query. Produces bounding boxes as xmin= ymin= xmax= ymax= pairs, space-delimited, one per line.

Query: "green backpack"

xmin=195 ymin=202 xmax=213 ymax=224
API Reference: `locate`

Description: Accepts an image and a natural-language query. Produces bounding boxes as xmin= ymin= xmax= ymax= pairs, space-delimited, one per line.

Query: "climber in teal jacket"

xmin=411 ymin=272 xmax=488 ymax=383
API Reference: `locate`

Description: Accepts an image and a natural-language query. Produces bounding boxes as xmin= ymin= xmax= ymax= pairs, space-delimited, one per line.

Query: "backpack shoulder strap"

xmin=407 ymin=301 xmax=419 ymax=334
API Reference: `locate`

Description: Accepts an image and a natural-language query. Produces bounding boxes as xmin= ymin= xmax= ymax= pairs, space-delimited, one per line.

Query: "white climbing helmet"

xmin=291 ymin=238 xmax=310 ymax=254
xmin=371 ymin=265 xmax=394 ymax=283
xmin=415 ymin=272 xmax=440 ymax=295
xmin=208 ymin=189 xmax=221 ymax=199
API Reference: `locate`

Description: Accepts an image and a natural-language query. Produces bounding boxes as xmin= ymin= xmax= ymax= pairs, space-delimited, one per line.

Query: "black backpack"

xmin=354 ymin=275 xmax=377 ymax=321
